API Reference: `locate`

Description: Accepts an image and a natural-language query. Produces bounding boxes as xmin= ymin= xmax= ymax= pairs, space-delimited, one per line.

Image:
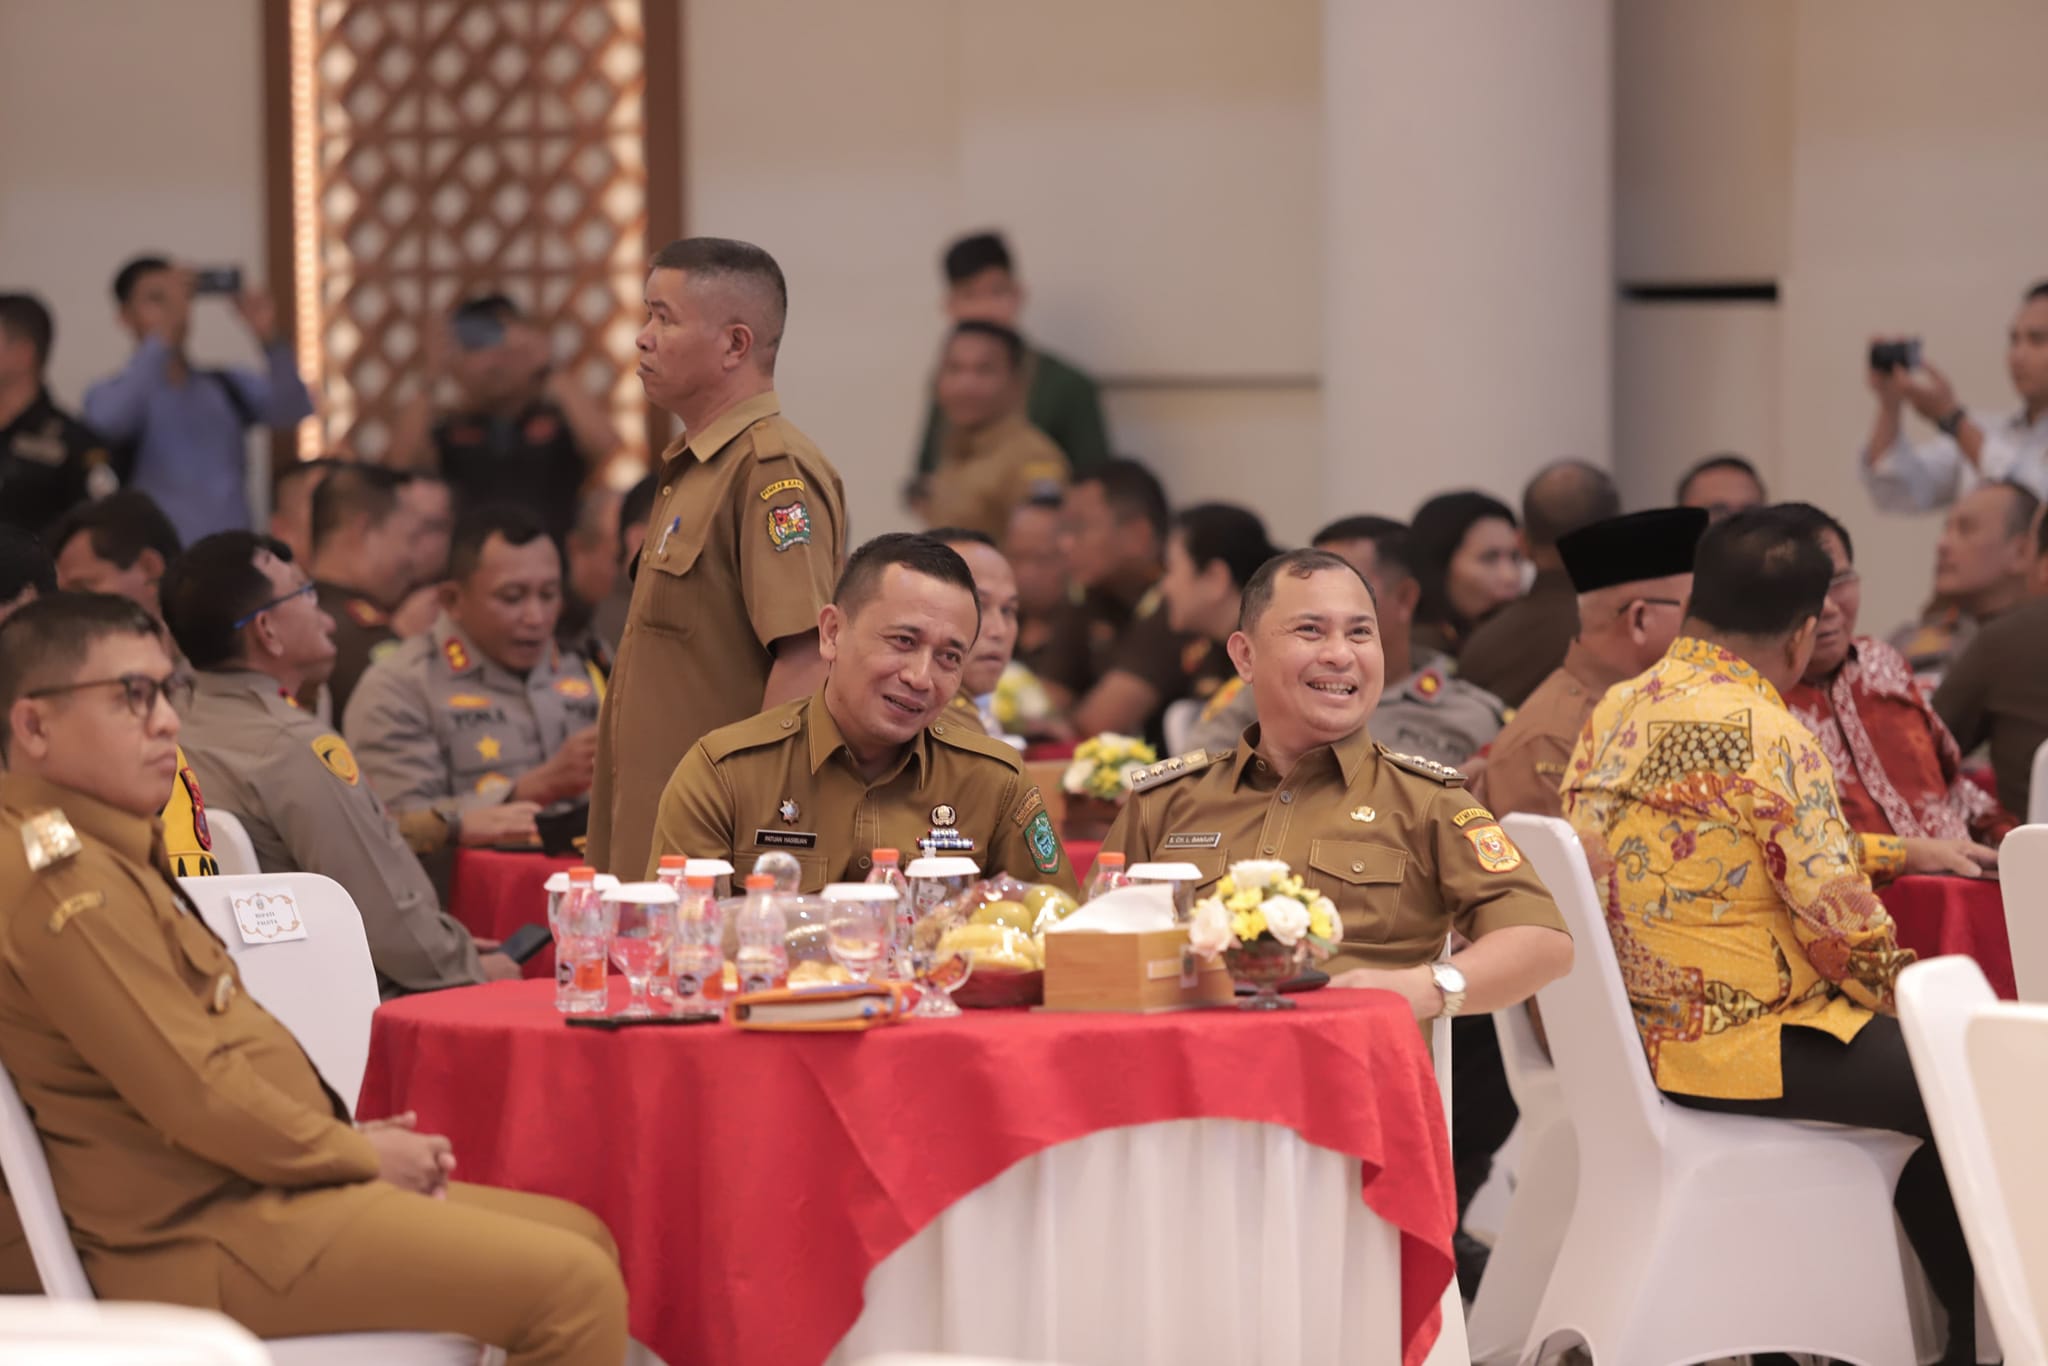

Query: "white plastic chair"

xmin=1998 ymin=825 xmax=2048 ymax=1003
xmin=2028 ymin=740 xmax=2048 ymax=824
xmin=1424 ymin=957 xmax=1472 ymax=1366
xmin=205 ymin=809 xmax=263 ymax=877
xmin=1463 ymin=1004 xmax=1576 ymax=1364
xmin=178 ymin=873 xmax=382 ymax=1108
xmin=1162 ymin=698 xmax=1202 ymax=756
xmin=1899 ymin=957 xmax=2042 ymax=1365
xmin=0 ymin=1059 xmax=482 ymax=1364
xmin=1501 ymin=813 xmax=1925 ymax=1366
xmin=0 ymin=1297 xmax=273 ymax=1364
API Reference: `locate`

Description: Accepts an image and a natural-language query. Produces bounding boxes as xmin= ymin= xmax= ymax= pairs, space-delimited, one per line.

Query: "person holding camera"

xmin=82 ymin=257 xmax=314 ymax=545
xmin=386 ymin=295 xmax=620 ymax=544
xmin=1861 ymin=280 xmax=2048 ymax=512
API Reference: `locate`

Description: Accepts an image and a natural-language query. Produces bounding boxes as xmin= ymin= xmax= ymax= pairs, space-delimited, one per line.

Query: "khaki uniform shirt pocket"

xmin=1308 ymin=839 xmax=1409 ymax=946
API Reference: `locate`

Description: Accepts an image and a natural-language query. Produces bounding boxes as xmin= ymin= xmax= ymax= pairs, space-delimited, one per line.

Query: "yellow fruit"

xmin=940 ymin=923 xmax=1041 ymax=971
xmin=1022 ymin=885 xmax=1078 ymax=924
xmin=788 ymin=961 xmax=853 ymax=986
xmin=971 ymin=899 xmax=1035 ymax=934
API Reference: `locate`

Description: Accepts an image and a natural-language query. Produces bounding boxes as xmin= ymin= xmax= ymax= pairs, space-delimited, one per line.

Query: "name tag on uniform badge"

xmin=754 ymin=829 xmax=818 ymax=850
xmin=1162 ymin=832 xmax=1222 ymax=850
xmin=230 ymin=888 xmax=310 ymax=944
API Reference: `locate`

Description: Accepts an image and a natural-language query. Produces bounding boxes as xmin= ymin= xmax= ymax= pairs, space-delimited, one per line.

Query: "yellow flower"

xmin=1216 ymin=876 xmax=1238 ymax=899
xmin=1227 ymin=889 xmax=1261 ymax=913
xmin=1308 ymin=907 xmax=1334 ymax=941
xmin=1232 ymin=910 xmax=1264 ymax=942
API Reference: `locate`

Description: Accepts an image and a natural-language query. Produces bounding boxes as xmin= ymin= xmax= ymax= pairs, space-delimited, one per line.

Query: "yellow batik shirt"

xmin=1561 ymin=637 xmax=1914 ymax=1100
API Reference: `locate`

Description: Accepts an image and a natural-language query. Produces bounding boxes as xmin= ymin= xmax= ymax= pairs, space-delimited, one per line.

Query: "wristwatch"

xmin=1936 ymin=408 xmax=1968 ymax=437
xmin=1429 ymin=963 xmax=1468 ymax=1018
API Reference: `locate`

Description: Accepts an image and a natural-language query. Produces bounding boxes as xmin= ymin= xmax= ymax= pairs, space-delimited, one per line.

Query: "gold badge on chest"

xmin=1349 ymin=806 xmax=1376 ymax=823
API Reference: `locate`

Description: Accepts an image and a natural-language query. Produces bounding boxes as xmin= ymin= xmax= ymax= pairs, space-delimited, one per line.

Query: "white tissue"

xmin=1042 ymin=883 xmax=1177 ymax=934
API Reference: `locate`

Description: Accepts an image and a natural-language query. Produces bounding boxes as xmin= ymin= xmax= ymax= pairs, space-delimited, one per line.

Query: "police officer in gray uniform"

xmin=161 ymin=531 xmax=512 ymax=996
xmin=343 ymin=505 xmax=600 ymax=850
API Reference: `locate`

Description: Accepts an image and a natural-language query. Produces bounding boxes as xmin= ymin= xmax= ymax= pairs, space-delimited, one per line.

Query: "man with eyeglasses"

xmin=1473 ymin=507 xmax=1705 ymax=820
xmin=162 ymin=532 xmax=515 ymax=996
xmin=0 ymin=591 xmax=630 ymax=1356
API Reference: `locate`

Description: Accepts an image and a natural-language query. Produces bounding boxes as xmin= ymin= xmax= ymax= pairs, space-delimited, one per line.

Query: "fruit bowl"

xmin=952 ymin=966 xmax=1044 ymax=1008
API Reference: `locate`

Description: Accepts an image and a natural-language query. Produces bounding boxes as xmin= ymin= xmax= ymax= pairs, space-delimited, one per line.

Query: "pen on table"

xmin=656 ymin=515 xmax=679 ymax=557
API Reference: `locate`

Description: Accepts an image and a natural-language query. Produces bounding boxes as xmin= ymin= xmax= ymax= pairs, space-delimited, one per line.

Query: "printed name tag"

xmin=1162 ymin=831 xmax=1223 ymax=850
xmin=754 ymin=830 xmax=819 ymax=850
xmin=231 ymin=888 xmax=310 ymax=945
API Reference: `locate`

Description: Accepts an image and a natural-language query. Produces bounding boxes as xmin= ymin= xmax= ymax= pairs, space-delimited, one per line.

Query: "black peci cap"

xmin=1557 ymin=507 xmax=1710 ymax=593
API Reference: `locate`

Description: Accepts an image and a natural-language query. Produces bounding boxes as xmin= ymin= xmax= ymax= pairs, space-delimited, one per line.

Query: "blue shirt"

xmin=83 ymin=337 xmax=315 ymax=543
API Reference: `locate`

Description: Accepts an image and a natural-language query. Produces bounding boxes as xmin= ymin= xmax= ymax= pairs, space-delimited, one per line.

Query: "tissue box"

xmin=1041 ymin=928 xmax=1235 ymax=1012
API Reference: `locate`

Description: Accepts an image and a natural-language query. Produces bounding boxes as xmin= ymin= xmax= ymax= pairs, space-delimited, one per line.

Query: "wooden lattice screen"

xmin=278 ymin=0 xmax=674 ymax=465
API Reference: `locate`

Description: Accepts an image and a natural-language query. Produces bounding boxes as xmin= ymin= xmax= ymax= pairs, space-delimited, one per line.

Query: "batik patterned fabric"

xmin=1784 ymin=636 xmax=2014 ymax=845
xmin=1563 ymin=636 xmax=1915 ymax=1100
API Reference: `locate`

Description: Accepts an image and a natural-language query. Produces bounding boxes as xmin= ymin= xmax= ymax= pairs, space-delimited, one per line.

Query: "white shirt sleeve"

xmin=1860 ymin=419 xmax=1973 ymax=513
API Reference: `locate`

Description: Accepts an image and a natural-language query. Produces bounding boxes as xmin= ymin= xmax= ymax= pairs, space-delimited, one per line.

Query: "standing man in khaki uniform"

xmin=1475 ymin=507 xmax=1705 ymax=820
xmin=590 ymin=237 xmax=846 ymax=878
xmin=920 ymin=322 xmax=1068 ymax=539
xmin=1102 ymin=549 xmax=1572 ymax=999
xmin=650 ymin=535 xmax=1076 ymax=894
xmin=345 ymin=505 xmax=598 ymax=852
xmin=0 ymin=591 xmax=627 ymax=1360
xmin=162 ymin=532 xmax=514 ymax=995
xmin=302 ymin=463 xmax=420 ymax=717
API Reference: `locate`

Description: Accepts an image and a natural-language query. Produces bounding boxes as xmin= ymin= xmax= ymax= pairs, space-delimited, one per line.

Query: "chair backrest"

xmin=178 ymin=872 xmax=382 ymax=1111
xmin=202 ymin=809 xmax=261 ymax=878
xmin=1898 ymin=957 xmax=2048 ymax=1364
xmin=1162 ymin=698 xmax=1202 ymax=757
xmin=0 ymin=1059 xmax=97 ymax=1299
xmin=1492 ymin=989 xmax=1555 ymax=1107
xmin=1501 ymin=814 xmax=1668 ymax=1153
xmin=2029 ymin=739 xmax=2048 ymax=825
xmin=0 ymin=1298 xmax=272 ymax=1365
xmin=2000 ymin=824 xmax=2048 ymax=1004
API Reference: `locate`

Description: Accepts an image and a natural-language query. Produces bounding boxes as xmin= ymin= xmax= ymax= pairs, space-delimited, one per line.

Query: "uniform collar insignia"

xmin=21 ymin=809 xmax=82 ymax=871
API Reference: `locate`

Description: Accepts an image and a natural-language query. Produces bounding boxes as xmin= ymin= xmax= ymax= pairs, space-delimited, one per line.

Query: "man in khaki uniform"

xmin=928 ymin=526 xmax=1031 ymax=740
xmin=162 ymin=532 xmax=513 ymax=995
xmin=1475 ymin=507 xmax=1705 ymax=820
xmin=920 ymin=322 xmax=1068 ymax=539
xmin=650 ymin=534 xmax=1077 ymax=894
xmin=0 ymin=590 xmax=627 ymax=1359
xmin=346 ymin=506 xmax=599 ymax=852
xmin=302 ymin=463 xmax=420 ymax=717
xmin=591 ymin=237 xmax=846 ymax=878
xmin=1102 ymin=549 xmax=1572 ymax=1000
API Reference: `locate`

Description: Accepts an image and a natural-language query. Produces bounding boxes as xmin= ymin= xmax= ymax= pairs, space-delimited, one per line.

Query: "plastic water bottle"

xmin=561 ymin=872 xmax=612 ymax=1014
xmin=733 ymin=873 xmax=788 ymax=995
xmin=551 ymin=865 xmax=596 ymax=1012
xmin=866 ymin=848 xmax=913 ymax=978
xmin=1085 ymin=851 xmax=1131 ymax=903
xmin=650 ymin=856 xmax=689 ymax=1008
xmin=670 ymin=873 xmax=722 ymax=1015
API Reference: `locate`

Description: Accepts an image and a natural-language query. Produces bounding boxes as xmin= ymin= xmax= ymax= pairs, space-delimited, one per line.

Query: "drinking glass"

xmin=821 ymin=884 xmax=896 ymax=984
xmin=606 ymin=883 xmax=679 ymax=1018
xmin=559 ymin=881 xmax=619 ymax=1015
xmin=545 ymin=871 xmax=617 ymax=1012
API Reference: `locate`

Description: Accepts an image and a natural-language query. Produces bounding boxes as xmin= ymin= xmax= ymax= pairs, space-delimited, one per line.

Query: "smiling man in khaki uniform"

xmin=650 ymin=534 xmax=1076 ymax=895
xmin=590 ymin=237 xmax=846 ymax=879
xmin=0 ymin=591 xmax=626 ymax=1361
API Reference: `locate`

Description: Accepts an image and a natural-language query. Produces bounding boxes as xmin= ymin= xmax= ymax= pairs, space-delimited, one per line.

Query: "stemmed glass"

xmin=606 ymin=882 xmax=679 ymax=1018
xmin=904 ymin=857 xmax=979 ymax=1018
xmin=821 ymin=884 xmax=896 ymax=984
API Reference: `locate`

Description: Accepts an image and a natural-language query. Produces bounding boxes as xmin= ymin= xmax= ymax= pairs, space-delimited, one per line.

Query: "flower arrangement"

xmin=1061 ymin=733 xmax=1158 ymax=804
xmin=1187 ymin=859 xmax=1338 ymax=960
xmin=991 ymin=661 xmax=1055 ymax=732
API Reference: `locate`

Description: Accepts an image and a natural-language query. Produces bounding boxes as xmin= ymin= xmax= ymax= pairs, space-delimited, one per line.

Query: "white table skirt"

xmin=829 ymin=1117 xmax=1445 ymax=1366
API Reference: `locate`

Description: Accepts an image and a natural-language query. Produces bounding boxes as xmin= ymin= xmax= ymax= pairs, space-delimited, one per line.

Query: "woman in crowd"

xmin=1407 ymin=490 xmax=1524 ymax=656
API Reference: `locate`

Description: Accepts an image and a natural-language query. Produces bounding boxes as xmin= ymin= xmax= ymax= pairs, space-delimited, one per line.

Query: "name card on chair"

xmin=229 ymin=889 xmax=309 ymax=945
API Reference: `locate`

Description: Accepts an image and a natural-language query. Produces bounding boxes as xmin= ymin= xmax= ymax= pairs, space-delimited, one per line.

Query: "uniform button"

xmin=1279 ymin=791 xmax=1294 ymax=804
xmin=1351 ymin=861 xmax=1364 ymax=873
xmin=661 ymin=485 xmax=672 ymax=496
xmin=1262 ymin=845 xmax=1276 ymax=855
xmin=858 ymin=856 xmax=871 ymax=870
xmin=932 ymin=724 xmax=945 ymax=736
xmin=780 ymin=718 xmax=794 ymax=730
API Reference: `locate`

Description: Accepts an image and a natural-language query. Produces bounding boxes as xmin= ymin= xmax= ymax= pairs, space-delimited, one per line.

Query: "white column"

xmin=1321 ymin=0 xmax=1613 ymax=520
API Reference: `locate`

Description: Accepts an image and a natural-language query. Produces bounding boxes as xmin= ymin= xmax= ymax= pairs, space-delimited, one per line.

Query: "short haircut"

xmin=47 ymin=491 xmax=182 ymax=571
xmin=1172 ymin=503 xmax=1277 ymax=591
xmin=0 ymin=525 xmax=56 ymax=604
xmin=1676 ymin=453 xmax=1766 ymax=505
xmin=1685 ymin=506 xmax=1834 ymax=638
xmin=309 ymin=462 xmax=408 ymax=552
xmin=271 ymin=455 xmax=348 ymax=512
xmin=2026 ymin=280 xmax=2048 ymax=303
xmin=0 ymin=591 xmax=164 ymax=756
xmin=1522 ymin=460 xmax=1620 ymax=549
xmin=1311 ymin=514 xmax=1414 ymax=583
xmin=949 ymin=319 xmax=1024 ymax=370
xmin=1774 ymin=501 xmax=1856 ymax=563
xmin=161 ymin=532 xmax=292 ymax=671
xmin=1408 ymin=490 xmax=1517 ymax=628
xmin=0 ymin=293 xmax=55 ymax=368
xmin=925 ymin=527 xmax=998 ymax=551
xmin=569 ymin=489 xmax=618 ymax=546
xmin=833 ymin=533 xmax=980 ymax=635
xmin=453 ymin=292 xmax=520 ymax=325
xmin=1990 ymin=479 xmax=2041 ymax=538
xmin=112 ymin=254 xmax=172 ymax=306
xmin=648 ymin=237 xmax=788 ymax=354
xmin=448 ymin=503 xmax=556 ymax=583
xmin=944 ymin=232 xmax=1013 ymax=285
xmin=1238 ymin=548 xmax=1373 ymax=633
xmin=1075 ymin=457 xmax=1170 ymax=544
xmin=618 ymin=473 xmax=658 ymax=544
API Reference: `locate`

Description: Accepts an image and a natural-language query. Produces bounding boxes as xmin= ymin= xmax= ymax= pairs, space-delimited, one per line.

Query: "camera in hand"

xmin=193 ymin=266 xmax=243 ymax=296
xmin=1869 ymin=338 xmax=1922 ymax=372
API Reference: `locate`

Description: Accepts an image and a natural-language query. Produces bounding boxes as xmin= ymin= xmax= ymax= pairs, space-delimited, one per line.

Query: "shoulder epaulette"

xmin=701 ymin=700 xmax=809 ymax=762
xmin=1380 ymin=747 xmax=1465 ymax=785
xmin=1129 ymin=748 xmax=1228 ymax=793
xmin=928 ymin=717 xmax=1024 ymax=770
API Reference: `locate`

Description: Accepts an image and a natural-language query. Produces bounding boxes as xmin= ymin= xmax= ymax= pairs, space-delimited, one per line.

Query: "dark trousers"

xmin=1665 ymin=1017 xmax=1977 ymax=1365
xmin=1453 ymin=1011 xmax=1520 ymax=1216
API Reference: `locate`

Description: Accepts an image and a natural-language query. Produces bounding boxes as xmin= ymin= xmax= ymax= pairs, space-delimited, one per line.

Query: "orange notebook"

xmin=727 ymin=982 xmax=914 ymax=1032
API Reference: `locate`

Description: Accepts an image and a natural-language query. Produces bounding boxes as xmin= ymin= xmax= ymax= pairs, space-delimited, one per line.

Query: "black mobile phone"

xmin=1869 ymin=338 xmax=1922 ymax=372
xmin=451 ymin=310 xmax=507 ymax=351
xmin=499 ymin=922 xmax=552 ymax=964
xmin=565 ymin=1012 xmax=722 ymax=1029
xmin=535 ymin=803 xmax=588 ymax=858
xmin=193 ymin=266 xmax=243 ymax=296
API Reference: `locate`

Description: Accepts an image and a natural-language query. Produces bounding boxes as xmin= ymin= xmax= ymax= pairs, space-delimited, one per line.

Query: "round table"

xmin=358 ymin=981 xmax=1455 ymax=1366
xmin=1879 ymin=873 xmax=2015 ymax=999
xmin=445 ymin=848 xmax=579 ymax=980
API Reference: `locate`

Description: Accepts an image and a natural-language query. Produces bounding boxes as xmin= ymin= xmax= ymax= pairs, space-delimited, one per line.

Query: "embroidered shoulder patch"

xmin=1451 ymin=805 xmax=1493 ymax=828
xmin=767 ymin=501 xmax=813 ymax=552
xmin=758 ymin=478 xmax=806 ymax=501
xmin=441 ymin=637 xmax=472 ymax=673
xmin=48 ymin=890 xmax=105 ymax=934
xmin=1464 ymin=822 xmax=1524 ymax=874
xmin=312 ymin=734 xmax=361 ymax=786
xmin=1025 ymin=809 xmax=1062 ymax=874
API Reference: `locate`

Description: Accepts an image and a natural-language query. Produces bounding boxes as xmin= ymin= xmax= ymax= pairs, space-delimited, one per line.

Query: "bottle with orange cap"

xmin=865 ymin=847 xmax=913 ymax=979
xmin=733 ymin=872 xmax=788 ymax=995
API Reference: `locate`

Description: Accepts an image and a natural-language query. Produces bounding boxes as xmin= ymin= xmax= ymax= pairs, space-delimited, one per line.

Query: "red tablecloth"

xmin=1880 ymin=874 xmax=2015 ymax=999
xmin=1067 ymin=837 xmax=1100 ymax=883
xmin=445 ymin=849 xmax=579 ymax=980
xmin=358 ymin=982 xmax=1455 ymax=1366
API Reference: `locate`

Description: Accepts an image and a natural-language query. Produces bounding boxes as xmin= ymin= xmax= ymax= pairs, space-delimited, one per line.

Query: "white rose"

xmin=1260 ymin=895 xmax=1311 ymax=947
xmin=1230 ymin=859 xmax=1290 ymax=892
xmin=1188 ymin=898 xmax=1235 ymax=957
xmin=1061 ymin=759 xmax=1092 ymax=794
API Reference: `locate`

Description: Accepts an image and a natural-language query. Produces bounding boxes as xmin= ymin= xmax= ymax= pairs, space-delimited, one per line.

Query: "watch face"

xmin=1434 ymin=963 xmax=1467 ymax=994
